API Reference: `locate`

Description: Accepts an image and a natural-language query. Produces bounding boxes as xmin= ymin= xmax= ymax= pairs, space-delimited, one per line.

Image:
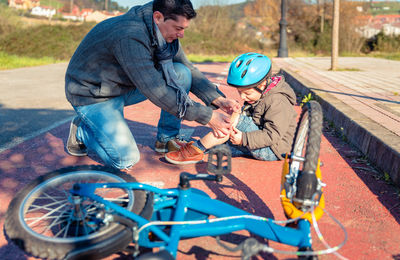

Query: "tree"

xmin=287 ymin=0 xmax=320 ymax=51
xmin=243 ymin=0 xmax=280 ymax=37
xmin=318 ymin=0 xmax=325 ymax=33
xmin=339 ymin=1 xmax=367 ymax=53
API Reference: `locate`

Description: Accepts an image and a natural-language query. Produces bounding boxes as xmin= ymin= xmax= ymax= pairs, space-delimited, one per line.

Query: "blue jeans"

xmin=73 ymin=63 xmax=192 ymax=169
xmin=229 ymin=114 xmax=278 ymax=161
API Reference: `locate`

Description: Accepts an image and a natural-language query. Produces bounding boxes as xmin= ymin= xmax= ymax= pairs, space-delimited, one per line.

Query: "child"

xmin=165 ymin=52 xmax=297 ymax=164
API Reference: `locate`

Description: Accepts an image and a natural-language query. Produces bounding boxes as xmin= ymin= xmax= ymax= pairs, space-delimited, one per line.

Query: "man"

xmin=65 ymin=0 xmax=239 ymax=169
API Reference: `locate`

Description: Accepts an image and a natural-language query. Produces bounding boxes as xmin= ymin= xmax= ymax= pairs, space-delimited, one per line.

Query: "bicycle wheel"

xmin=5 ymin=165 xmax=153 ymax=260
xmin=291 ymin=100 xmax=323 ymax=205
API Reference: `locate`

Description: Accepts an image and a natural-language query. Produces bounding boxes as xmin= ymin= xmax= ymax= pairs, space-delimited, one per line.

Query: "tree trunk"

xmin=331 ymin=0 xmax=340 ymax=71
xmin=318 ymin=0 xmax=325 ymax=33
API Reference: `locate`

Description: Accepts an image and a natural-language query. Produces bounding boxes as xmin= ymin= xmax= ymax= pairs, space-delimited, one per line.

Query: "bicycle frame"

xmin=72 ymin=182 xmax=312 ymax=258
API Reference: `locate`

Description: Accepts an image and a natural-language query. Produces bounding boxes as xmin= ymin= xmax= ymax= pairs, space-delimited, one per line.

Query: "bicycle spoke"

xmin=25 ymin=214 xmax=65 ymax=221
xmin=41 ymin=207 xmax=73 ymax=235
xmin=26 ymin=199 xmax=69 ymax=213
xmin=59 ymin=215 xmax=73 ymax=238
xmin=27 ymin=203 xmax=68 ymax=227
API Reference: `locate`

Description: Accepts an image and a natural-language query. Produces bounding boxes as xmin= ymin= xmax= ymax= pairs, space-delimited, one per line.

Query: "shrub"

xmin=374 ymin=31 xmax=400 ymax=52
xmin=0 ymin=4 xmax=22 ymax=36
xmin=362 ymin=31 xmax=400 ymax=53
xmin=181 ymin=4 xmax=263 ymax=55
xmin=0 ymin=23 xmax=95 ymax=60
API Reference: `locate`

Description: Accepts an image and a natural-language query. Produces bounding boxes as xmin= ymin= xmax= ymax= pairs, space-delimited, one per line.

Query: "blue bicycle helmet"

xmin=227 ymin=52 xmax=272 ymax=89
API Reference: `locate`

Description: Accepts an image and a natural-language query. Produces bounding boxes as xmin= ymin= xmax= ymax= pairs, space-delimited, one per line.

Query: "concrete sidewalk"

xmin=0 ymin=63 xmax=74 ymax=153
xmin=273 ymin=57 xmax=400 ymax=187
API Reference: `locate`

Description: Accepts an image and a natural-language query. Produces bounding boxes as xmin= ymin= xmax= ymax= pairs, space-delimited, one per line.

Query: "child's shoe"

xmin=165 ymin=141 xmax=204 ymax=165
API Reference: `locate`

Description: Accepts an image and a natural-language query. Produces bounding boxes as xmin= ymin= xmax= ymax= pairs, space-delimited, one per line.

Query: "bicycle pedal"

xmin=207 ymin=144 xmax=232 ymax=175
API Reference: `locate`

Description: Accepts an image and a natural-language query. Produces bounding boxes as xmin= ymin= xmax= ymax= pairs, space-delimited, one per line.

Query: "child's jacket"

xmin=241 ymin=75 xmax=297 ymax=160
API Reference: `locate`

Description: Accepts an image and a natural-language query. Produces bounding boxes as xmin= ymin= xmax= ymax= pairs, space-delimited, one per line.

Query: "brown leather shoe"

xmin=165 ymin=141 xmax=204 ymax=165
xmin=155 ymin=138 xmax=187 ymax=153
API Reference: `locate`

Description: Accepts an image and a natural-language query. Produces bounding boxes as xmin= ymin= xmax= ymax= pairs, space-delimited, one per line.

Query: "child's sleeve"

xmin=242 ymin=98 xmax=293 ymax=150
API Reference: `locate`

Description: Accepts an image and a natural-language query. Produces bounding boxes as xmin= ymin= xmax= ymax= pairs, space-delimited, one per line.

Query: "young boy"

xmin=165 ymin=52 xmax=297 ymax=164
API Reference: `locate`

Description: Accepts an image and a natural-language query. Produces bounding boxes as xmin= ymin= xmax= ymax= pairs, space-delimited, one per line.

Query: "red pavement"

xmin=0 ymin=62 xmax=399 ymax=259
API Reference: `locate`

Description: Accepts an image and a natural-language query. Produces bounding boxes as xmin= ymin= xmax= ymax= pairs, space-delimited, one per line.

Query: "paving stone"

xmin=274 ymin=57 xmax=400 ymax=187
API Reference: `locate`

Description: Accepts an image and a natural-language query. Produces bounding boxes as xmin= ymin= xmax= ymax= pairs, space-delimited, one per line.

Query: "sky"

xmin=115 ymin=0 xmax=247 ymax=9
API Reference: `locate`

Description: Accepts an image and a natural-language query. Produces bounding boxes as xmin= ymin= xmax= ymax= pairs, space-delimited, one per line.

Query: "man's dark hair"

xmin=153 ymin=0 xmax=196 ymax=21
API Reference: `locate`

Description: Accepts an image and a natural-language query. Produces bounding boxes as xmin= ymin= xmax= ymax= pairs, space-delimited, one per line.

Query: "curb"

xmin=279 ymin=67 xmax=400 ymax=187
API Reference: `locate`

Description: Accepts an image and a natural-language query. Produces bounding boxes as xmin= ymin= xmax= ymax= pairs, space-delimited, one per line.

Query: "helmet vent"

xmin=236 ymin=60 xmax=243 ymax=68
xmin=241 ymin=69 xmax=247 ymax=78
xmin=246 ymin=59 xmax=253 ymax=65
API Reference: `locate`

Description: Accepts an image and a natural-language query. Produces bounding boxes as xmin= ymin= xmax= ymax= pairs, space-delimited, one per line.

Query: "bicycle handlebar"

xmin=179 ymin=172 xmax=222 ymax=188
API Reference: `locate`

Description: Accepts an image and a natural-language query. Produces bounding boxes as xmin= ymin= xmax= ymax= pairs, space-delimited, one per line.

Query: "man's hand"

xmin=208 ymin=111 xmax=232 ymax=138
xmin=212 ymin=97 xmax=241 ymax=115
xmin=230 ymin=126 xmax=243 ymax=145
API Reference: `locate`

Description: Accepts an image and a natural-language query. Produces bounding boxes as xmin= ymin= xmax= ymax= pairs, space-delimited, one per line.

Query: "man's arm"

xmin=113 ymin=36 xmax=213 ymax=125
xmin=173 ymin=43 xmax=225 ymax=106
xmin=173 ymin=44 xmax=242 ymax=136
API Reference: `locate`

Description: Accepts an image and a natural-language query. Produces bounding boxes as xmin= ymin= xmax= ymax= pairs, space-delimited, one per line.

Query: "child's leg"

xmin=235 ymin=114 xmax=278 ymax=161
xmin=198 ymin=131 xmax=230 ymax=150
xmin=194 ymin=111 xmax=240 ymax=151
xmin=249 ymin=147 xmax=278 ymax=161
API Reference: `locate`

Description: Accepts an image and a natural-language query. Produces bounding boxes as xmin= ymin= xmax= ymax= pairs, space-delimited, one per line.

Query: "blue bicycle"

xmin=4 ymin=101 xmax=346 ymax=260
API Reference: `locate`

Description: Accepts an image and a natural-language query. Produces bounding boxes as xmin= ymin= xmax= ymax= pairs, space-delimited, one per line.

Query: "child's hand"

xmin=230 ymin=126 xmax=242 ymax=145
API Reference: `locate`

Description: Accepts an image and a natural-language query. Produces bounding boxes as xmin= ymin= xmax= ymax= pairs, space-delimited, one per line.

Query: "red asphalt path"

xmin=0 ymin=62 xmax=399 ymax=260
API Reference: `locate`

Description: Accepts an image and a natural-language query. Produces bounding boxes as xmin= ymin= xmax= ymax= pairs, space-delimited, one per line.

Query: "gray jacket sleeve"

xmin=111 ymin=36 xmax=214 ymax=125
xmin=173 ymin=44 xmax=225 ymax=106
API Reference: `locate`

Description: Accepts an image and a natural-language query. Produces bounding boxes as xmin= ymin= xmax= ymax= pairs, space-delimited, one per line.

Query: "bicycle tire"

xmin=4 ymin=165 xmax=153 ymax=260
xmin=291 ymin=101 xmax=323 ymax=203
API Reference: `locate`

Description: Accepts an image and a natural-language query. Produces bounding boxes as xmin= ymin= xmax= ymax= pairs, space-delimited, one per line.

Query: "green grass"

xmin=342 ymin=51 xmax=400 ymax=61
xmin=0 ymin=23 xmax=95 ymax=60
xmin=368 ymin=2 xmax=400 ymax=15
xmin=2 ymin=50 xmax=399 ymax=70
xmin=0 ymin=51 xmax=62 ymax=70
xmin=187 ymin=51 xmax=283 ymax=63
xmin=187 ymin=54 xmax=237 ymax=63
xmin=368 ymin=52 xmax=400 ymax=61
xmin=39 ymin=0 xmax=63 ymax=9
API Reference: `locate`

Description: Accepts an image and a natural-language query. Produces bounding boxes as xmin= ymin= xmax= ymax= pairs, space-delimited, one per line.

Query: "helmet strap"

xmin=254 ymin=87 xmax=264 ymax=94
xmin=253 ymin=77 xmax=270 ymax=94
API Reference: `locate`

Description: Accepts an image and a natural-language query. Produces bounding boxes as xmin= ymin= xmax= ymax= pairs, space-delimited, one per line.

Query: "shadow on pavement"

xmin=1 ymin=112 xmax=400 ymax=259
xmin=322 ymin=121 xmax=400 ymax=225
xmin=308 ymin=88 xmax=400 ymax=104
xmin=0 ymin=104 xmax=75 ymax=149
xmin=0 ymin=243 xmax=29 ymax=260
xmin=0 ymin=116 xmax=280 ymax=260
xmin=0 ymin=119 xmax=211 ymax=218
